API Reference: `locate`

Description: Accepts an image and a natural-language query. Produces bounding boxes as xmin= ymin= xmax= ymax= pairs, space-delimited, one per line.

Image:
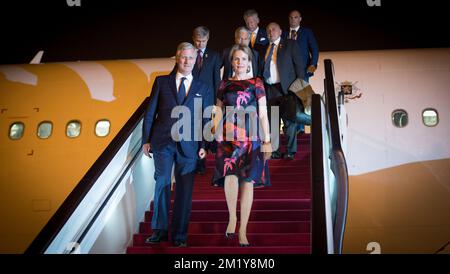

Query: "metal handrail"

xmin=323 ymin=59 xmax=349 ymax=254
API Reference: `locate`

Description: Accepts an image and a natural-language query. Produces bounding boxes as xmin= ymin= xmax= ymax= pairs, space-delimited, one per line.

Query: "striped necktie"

xmin=290 ymin=29 xmax=297 ymax=40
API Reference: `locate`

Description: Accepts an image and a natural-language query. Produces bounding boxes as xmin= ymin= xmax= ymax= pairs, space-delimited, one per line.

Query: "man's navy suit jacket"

xmin=251 ymin=28 xmax=269 ymax=57
xmin=192 ymin=48 xmax=221 ymax=102
xmin=142 ymin=74 xmax=212 ymax=159
xmin=282 ymin=27 xmax=319 ymax=78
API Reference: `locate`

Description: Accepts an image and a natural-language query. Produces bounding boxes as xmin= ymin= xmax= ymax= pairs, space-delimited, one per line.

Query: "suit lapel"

xmin=202 ymin=48 xmax=209 ymax=69
xmin=182 ymin=79 xmax=199 ymax=106
xmin=194 ymin=48 xmax=208 ymax=76
xmin=168 ymin=74 xmax=179 ymax=104
xmin=252 ymin=51 xmax=258 ymax=77
xmin=193 ymin=49 xmax=203 ymax=78
xmin=276 ymin=39 xmax=285 ymax=68
xmin=257 ymin=29 xmax=265 ymax=45
xmin=225 ymin=48 xmax=232 ymax=79
xmin=193 ymin=63 xmax=200 ymax=78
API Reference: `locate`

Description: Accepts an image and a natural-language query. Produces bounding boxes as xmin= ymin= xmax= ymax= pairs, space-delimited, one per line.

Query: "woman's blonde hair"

xmin=229 ymin=44 xmax=253 ymax=63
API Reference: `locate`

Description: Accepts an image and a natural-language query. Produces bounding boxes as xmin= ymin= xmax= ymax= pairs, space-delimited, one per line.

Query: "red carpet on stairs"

xmin=127 ymin=134 xmax=311 ymax=254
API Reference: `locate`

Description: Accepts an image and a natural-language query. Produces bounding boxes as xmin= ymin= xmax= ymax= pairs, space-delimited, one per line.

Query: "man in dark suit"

xmin=243 ymin=9 xmax=269 ymax=57
xmin=192 ymin=26 xmax=221 ymax=104
xmin=283 ymin=10 xmax=319 ymax=83
xmin=222 ymin=26 xmax=261 ymax=80
xmin=283 ymin=10 xmax=318 ymax=133
xmin=191 ymin=26 xmax=221 ymax=174
xmin=262 ymin=22 xmax=304 ymax=160
xmin=142 ymin=42 xmax=211 ymax=247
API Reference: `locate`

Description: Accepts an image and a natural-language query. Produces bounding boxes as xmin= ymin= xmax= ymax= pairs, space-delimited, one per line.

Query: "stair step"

xmin=186 ymin=192 xmax=311 ymax=200
xmin=194 ymin=182 xmax=310 ymax=187
xmin=127 ymin=245 xmax=310 ymax=254
xmin=205 ymin=152 xmax=310 ymax=163
xmin=192 ymin=185 xmax=310 ymax=192
xmin=195 ymin=174 xmax=311 ymax=183
xmin=188 ymin=189 xmax=311 ymax=196
xmin=139 ymin=221 xmax=311 ymax=234
xmin=202 ymin=165 xmax=311 ymax=173
xmin=145 ymin=209 xmax=310 ymax=222
xmin=206 ymin=159 xmax=310 ymax=167
xmin=128 ymin=133 xmax=312 ymax=254
xmin=133 ymin=233 xmax=310 ymax=247
xmin=150 ymin=199 xmax=311 ymax=211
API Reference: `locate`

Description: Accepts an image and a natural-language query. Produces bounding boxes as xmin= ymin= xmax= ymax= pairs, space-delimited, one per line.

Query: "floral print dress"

xmin=212 ymin=77 xmax=271 ymax=187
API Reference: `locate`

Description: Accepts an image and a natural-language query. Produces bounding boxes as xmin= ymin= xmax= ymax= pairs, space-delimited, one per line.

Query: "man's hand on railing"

xmin=142 ymin=143 xmax=152 ymax=158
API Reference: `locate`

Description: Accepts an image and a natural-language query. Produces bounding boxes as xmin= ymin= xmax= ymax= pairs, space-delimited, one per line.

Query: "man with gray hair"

xmin=221 ymin=26 xmax=261 ymax=80
xmin=192 ymin=26 xmax=221 ymax=102
xmin=142 ymin=42 xmax=212 ymax=247
xmin=243 ymin=9 xmax=268 ymax=56
xmin=191 ymin=26 xmax=221 ymax=174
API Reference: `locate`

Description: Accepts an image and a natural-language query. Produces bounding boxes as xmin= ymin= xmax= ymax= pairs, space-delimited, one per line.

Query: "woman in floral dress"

xmin=212 ymin=44 xmax=272 ymax=247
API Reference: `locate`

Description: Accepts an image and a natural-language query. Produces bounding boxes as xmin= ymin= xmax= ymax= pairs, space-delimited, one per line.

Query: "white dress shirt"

xmin=265 ymin=37 xmax=281 ymax=85
xmin=175 ymin=72 xmax=193 ymax=96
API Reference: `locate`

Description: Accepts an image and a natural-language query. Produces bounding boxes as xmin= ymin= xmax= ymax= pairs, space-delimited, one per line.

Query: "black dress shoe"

xmin=239 ymin=243 xmax=251 ymax=247
xmin=173 ymin=240 xmax=187 ymax=247
xmin=145 ymin=230 xmax=168 ymax=243
xmin=283 ymin=153 xmax=295 ymax=160
xmin=271 ymin=151 xmax=282 ymax=159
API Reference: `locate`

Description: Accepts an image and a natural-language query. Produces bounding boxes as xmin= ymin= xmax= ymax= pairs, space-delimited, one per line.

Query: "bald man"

xmin=262 ymin=22 xmax=304 ymax=160
xmin=221 ymin=26 xmax=261 ymax=80
xmin=283 ymin=10 xmax=318 ymax=133
xmin=283 ymin=10 xmax=319 ymax=82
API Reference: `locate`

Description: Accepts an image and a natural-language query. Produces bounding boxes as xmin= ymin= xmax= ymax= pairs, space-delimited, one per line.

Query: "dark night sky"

xmin=1 ymin=0 xmax=449 ymax=64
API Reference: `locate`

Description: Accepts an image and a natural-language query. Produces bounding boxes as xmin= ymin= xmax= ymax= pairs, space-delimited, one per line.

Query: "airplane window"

xmin=37 ymin=121 xmax=53 ymax=139
xmin=9 ymin=122 xmax=24 ymax=140
xmin=95 ymin=120 xmax=110 ymax=137
xmin=422 ymin=109 xmax=438 ymax=127
xmin=392 ymin=109 xmax=408 ymax=128
xmin=66 ymin=120 xmax=81 ymax=138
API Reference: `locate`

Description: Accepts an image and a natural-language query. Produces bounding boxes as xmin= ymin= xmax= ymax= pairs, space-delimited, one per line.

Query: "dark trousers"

xmin=265 ymin=83 xmax=298 ymax=154
xmin=196 ymin=158 xmax=206 ymax=173
xmin=152 ymin=142 xmax=197 ymax=242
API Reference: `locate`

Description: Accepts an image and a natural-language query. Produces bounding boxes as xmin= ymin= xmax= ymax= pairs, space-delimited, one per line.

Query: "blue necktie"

xmin=263 ymin=43 xmax=275 ymax=80
xmin=177 ymin=77 xmax=187 ymax=104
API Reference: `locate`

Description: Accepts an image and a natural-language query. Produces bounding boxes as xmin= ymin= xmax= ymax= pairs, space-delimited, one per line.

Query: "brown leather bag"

xmin=288 ymin=78 xmax=315 ymax=115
